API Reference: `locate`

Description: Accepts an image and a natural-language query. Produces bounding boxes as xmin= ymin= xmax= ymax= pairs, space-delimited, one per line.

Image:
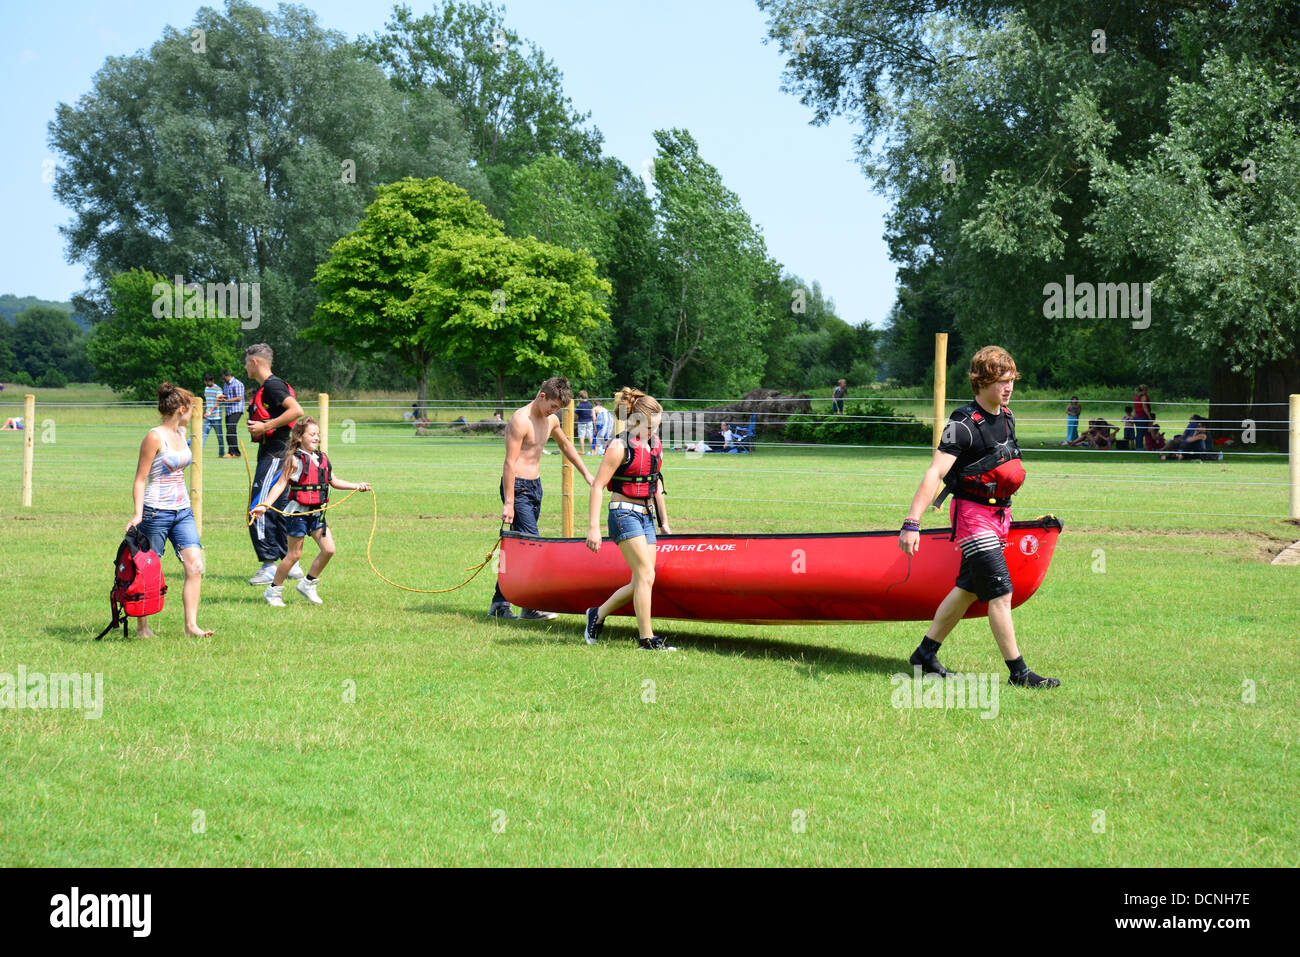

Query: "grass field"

xmin=0 ymin=386 xmax=1296 ymax=866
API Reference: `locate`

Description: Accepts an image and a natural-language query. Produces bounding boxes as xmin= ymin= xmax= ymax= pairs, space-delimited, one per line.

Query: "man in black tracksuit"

xmin=242 ymin=343 xmax=306 ymax=585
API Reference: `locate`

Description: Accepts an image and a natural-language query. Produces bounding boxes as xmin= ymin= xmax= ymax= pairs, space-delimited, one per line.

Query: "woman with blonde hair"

xmin=583 ymin=387 xmax=675 ymax=651
xmin=125 ymin=382 xmax=213 ymax=637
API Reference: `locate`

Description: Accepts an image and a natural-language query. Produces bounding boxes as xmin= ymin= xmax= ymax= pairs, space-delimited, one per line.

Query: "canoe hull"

xmin=498 ymin=517 xmax=1063 ymax=623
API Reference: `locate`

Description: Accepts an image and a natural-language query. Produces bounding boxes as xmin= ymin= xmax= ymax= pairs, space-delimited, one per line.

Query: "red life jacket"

xmin=249 ymin=379 xmax=297 ymax=443
xmin=936 ymin=406 xmax=1025 ymax=509
xmin=290 ymin=450 xmax=331 ymax=506
xmin=95 ymin=526 xmax=167 ymax=640
xmin=609 ymin=431 xmax=662 ymax=499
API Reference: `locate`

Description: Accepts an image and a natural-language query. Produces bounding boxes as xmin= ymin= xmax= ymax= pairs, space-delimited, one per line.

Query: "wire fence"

xmin=3 ymin=391 xmax=1296 ymax=523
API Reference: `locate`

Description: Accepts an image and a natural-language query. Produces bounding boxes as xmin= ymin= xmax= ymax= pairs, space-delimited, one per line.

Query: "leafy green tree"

xmin=49 ymin=0 xmax=485 ymax=389
xmin=0 ymin=320 xmax=17 ymax=378
xmin=10 ymin=307 xmax=85 ymax=381
xmin=361 ymin=1 xmax=603 ymax=205
xmin=647 ymin=129 xmax=772 ymax=397
xmin=86 ymin=270 xmax=241 ymax=401
xmin=307 ymin=177 xmax=504 ymax=408
xmin=757 ymin=0 xmax=1298 ymax=407
xmin=410 ymin=231 xmax=611 ymax=408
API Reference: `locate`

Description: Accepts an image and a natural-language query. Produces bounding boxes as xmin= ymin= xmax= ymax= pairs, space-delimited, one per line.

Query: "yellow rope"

xmin=240 ymin=440 xmax=500 ymax=594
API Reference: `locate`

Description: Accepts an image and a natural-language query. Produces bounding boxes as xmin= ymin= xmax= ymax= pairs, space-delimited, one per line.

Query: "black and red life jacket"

xmin=95 ymin=526 xmax=167 ymax=640
xmin=290 ymin=450 xmax=331 ymax=506
xmin=248 ymin=379 xmax=297 ymax=443
xmin=609 ymin=431 xmax=663 ymax=499
xmin=935 ymin=405 xmax=1026 ymax=509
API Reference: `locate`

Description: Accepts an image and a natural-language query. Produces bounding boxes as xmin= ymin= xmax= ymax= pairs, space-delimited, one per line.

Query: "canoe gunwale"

xmin=501 ymin=515 xmax=1064 ymax=544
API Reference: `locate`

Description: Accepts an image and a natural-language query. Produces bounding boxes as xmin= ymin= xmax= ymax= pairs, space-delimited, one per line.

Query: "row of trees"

xmin=760 ymin=0 xmax=1300 ymax=416
xmin=0 ymin=305 xmax=93 ymax=387
xmin=49 ymin=0 xmax=871 ymax=401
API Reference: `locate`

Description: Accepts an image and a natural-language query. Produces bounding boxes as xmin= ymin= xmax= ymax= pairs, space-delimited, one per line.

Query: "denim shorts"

xmin=139 ymin=506 xmax=201 ymax=560
xmin=608 ymin=504 xmax=656 ymax=544
xmin=285 ymin=511 xmax=327 ymax=538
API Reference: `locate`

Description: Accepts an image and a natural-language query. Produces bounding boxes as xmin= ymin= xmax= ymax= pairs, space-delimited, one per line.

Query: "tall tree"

xmin=86 ymin=270 xmax=241 ymax=401
xmin=757 ymin=0 xmax=1299 ymax=409
xmin=648 ymin=129 xmax=772 ymax=397
xmin=306 ymin=177 xmax=503 ymax=409
xmin=49 ymin=0 xmax=484 ymax=389
xmin=410 ymin=231 xmax=610 ymax=409
xmin=361 ymin=1 xmax=603 ymax=207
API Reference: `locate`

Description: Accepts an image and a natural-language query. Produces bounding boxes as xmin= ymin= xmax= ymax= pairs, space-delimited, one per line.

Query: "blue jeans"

xmin=493 ymin=477 xmax=542 ymax=604
xmin=608 ymin=505 xmax=656 ymax=544
xmin=285 ymin=511 xmax=327 ymax=538
xmin=202 ymin=416 xmax=225 ymax=455
xmin=139 ymin=505 xmax=201 ymax=561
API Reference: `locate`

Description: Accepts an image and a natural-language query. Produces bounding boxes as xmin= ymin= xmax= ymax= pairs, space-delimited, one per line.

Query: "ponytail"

xmin=157 ymin=382 xmax=195 ymax=418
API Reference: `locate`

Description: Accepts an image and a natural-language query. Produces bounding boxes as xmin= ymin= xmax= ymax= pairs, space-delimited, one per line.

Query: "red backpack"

xmin=95 ymin=526 xmax=167 ymax=640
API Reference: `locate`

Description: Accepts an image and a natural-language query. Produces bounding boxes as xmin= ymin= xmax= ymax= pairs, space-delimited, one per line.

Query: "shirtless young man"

xmin=489 ymin=376 xmax=595 ymax=620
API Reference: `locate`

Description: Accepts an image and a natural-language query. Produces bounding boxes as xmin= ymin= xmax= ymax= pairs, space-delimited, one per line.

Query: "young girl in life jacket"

xmin=583 ymin=387 xmax=675 ymax=651
xmin=250 ymin=417 xmax=369 ymax=606
xmin=126 ymin=382 xmax=213 ymax=637
xmin=898 ymin=346 xmax=1059 ymax=688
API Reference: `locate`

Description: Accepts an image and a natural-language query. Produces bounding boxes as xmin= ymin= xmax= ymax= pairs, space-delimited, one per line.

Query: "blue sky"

xmin=2 ymin=0 xmax=896 ymax=327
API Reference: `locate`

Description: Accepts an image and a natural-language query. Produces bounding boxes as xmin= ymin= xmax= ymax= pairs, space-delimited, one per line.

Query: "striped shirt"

xmin=142 ymin=427 xmax=193 ymax=510
xmin=222 ymin=377 xmax=245 ymax=415
xmin=204 ymin=385 xmax=223 ymax=419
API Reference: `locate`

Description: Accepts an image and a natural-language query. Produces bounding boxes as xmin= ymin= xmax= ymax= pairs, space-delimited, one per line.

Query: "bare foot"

xmin=186 ymin=626 xmax=215 ymax=637
xmin=136 ymin=626 xmax=160 ymax=638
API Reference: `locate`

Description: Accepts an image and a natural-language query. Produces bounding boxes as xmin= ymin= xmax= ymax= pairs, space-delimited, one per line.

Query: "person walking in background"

xmin=831 ymin=379 xmax=847 ymax=414
xmin=220 ymin=368 xmax=244 ymax=458
xmin=1132 ymin=384 xmax=1152 ymax=454
xmin=1065 ymin=396 xmax=1081 ymax=443
xmin=592 ymin=398 xmax=613 ymax=454
xmin=243 ymin=343 xmax=306 ymax=585
xmin=125 ymin=382 xmax=213 ymax=638
xmin=583 ymin=387 xmax=674 ymax=651
xmin=575 ymin=389 xmax=594 ymax=455
xmin=201 ymin=373 xmax=226 ymax=457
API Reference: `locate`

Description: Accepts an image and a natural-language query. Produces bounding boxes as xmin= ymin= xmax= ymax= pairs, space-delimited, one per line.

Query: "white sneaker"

xmin=296 ymin=577 xmax=323 ymax=605
xmin=263 ymin=584 xmax=285 ymax=607
xmin=287 ymin=562 xmax=305 ymax=580
xmin=249 ymin=563 xmax=277 ymax=585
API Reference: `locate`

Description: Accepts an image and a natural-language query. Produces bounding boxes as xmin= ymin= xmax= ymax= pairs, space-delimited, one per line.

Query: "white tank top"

xmin=142 ymin=426 xmax=193 ymax=510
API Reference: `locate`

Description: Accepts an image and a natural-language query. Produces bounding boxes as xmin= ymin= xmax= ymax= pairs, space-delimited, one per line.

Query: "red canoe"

xmin=497 ymin=516 xmax=1063 ymax=624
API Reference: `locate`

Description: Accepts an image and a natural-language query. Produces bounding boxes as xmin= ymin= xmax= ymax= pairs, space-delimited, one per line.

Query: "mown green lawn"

xmin=0 ymin=388 xmax=1294 ymax=865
